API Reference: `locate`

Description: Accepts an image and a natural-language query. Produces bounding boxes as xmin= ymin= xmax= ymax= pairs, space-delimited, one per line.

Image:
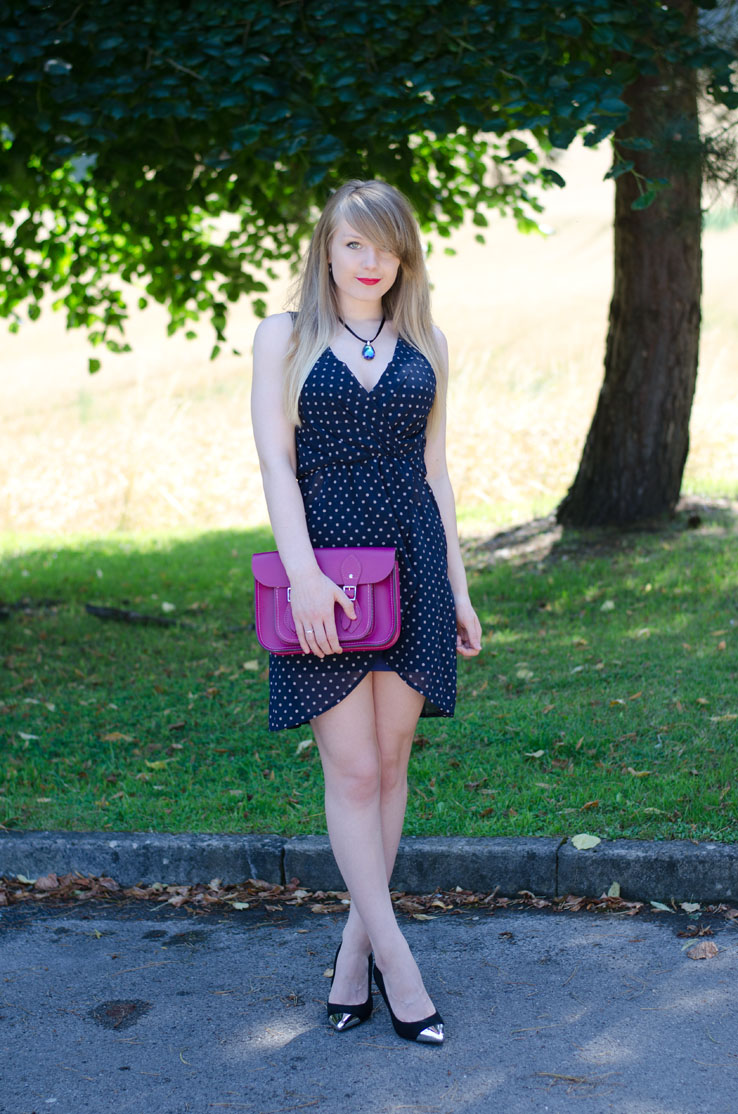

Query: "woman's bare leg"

xmin=339 ymin=670 xmax=422 ymax=951
xmin=312 ymin=670 xmax=436 ymax=1021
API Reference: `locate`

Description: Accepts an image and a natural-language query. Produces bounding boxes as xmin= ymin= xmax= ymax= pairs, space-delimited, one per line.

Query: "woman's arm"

xmin=251 ymin=314 xmax=315 ymax=580
xmin=424 ymin=329 xmax=482 ymax=657
xmin=251 ymin=314 xmax=355 ymax=656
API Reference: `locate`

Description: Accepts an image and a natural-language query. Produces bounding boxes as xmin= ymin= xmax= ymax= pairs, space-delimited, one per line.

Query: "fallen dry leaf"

xmin=0 ymin=873 xmax=726 ymax=928
xmin=571 ymin=833 xmax=601 ymax=850
xmin=687 ymin=940 xmax=719 ymax=960
xmin=33 ymin=873 xmax=59 ymax=891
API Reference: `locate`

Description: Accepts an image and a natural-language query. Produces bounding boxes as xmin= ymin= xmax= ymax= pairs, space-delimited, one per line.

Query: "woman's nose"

xmin=363 ymin=246 xmax=378 ymax=268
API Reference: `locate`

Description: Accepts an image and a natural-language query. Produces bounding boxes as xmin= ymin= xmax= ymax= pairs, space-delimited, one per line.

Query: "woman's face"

xmin=328 ymin=218 xmax=401 ymax=307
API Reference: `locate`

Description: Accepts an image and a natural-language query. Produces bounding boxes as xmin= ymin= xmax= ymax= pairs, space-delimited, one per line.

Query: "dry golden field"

xmin=2 ymin=142 xmax=736 ymax=538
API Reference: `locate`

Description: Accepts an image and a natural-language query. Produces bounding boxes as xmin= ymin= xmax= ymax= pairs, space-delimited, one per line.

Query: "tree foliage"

xmin=1 ymin=0 xmax=736 ymax=368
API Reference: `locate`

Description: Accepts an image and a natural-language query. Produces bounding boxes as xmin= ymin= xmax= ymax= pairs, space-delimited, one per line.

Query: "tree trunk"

xmin=556 ymin=1 xmax=702 ymax=528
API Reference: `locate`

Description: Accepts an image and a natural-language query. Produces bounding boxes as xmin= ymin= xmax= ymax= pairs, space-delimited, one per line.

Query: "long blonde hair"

xmin=284 ymin=179 xmax=445 ymax=432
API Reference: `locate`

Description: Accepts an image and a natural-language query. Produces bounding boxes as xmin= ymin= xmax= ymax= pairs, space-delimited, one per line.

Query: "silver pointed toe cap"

xmin=416 ymin=1022 xmax=444 ymax=1044
xmin=328 ymin=1010 xmax=362 ymax=1031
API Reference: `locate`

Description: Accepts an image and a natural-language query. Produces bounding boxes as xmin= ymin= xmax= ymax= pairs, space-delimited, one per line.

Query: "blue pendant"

xmin=362 ymin=343 xmax=375 ymax=360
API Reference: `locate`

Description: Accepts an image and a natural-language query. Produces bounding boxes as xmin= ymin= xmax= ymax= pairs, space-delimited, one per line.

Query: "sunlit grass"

xmin=1 ymin=516 xmax=737 ymax=842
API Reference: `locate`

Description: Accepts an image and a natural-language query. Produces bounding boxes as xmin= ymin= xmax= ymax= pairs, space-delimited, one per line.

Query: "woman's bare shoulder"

xmin=254 ymin=311 xmax=294 ymax=351
xmin=432 ymin=325 xmax=449 ymax=371
xmin=432 ymin=324 xmax=448 ymax=349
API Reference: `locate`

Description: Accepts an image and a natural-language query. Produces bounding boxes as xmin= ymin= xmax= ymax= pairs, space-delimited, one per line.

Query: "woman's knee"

xmin=324 ymin=753 xmax=381 ymax=805
xmin=377 ymin=731 xmax=413 ymax=794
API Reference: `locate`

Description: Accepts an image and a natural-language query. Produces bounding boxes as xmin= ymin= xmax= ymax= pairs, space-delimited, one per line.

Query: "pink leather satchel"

xmin=251 ymin=546 xmax=401 ymax=655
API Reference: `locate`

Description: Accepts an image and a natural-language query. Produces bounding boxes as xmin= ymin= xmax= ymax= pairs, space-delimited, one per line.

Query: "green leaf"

xmin=558 ymin=17 xmax=583 ymax=36
xmin=631 ymin=189 xmax=658 ymax=210
xmin=88 ymin=357 xmax=101 ymax=373
xmin=540 ymin=167 xmax=566 ymax=188
xmin=604 ymin=159 xmax=635 ymax=180
xmin=618 ymin=136 xmax=654 ymax=151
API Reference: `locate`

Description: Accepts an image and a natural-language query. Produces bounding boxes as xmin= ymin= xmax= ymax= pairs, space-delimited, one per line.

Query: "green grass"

xmin=1 ymin=511 xmax=737 ymax=843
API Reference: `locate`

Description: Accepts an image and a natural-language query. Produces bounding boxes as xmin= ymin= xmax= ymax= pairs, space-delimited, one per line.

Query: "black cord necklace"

xmin=340 ymin=315 xmax=385 ymax=360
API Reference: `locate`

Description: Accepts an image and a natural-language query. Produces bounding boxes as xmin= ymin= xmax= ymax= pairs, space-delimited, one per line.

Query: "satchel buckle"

xmin=289 ymin=584 xmax=357 ymax=601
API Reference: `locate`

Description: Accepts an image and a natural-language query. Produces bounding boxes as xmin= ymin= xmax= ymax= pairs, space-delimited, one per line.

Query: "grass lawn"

xmin=2 ymin=503 xmax=736 ymax=843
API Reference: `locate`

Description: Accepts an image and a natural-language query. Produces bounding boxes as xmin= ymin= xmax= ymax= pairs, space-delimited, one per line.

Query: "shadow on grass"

xmin=461 ymin=495 xmax=738 ymax=571
xmin=0 ymin=524 xmax=276 ymax=620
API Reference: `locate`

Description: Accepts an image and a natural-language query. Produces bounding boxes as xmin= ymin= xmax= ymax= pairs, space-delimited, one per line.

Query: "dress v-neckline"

xmin=328 ymin=336 xmax=402 ymax=395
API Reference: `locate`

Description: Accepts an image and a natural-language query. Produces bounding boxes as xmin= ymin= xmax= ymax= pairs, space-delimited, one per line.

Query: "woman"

xmin=251 ymin=179 xmax=482 ymax=1044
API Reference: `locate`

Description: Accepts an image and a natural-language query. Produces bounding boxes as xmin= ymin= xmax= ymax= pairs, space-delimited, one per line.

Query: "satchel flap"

xmin=253 ymin=546 xmax=396 ymax=589
xmin=251 ymin=551 xmax=290 ymax=588
xmin=315 ymin=546 xmax=396 ymax=584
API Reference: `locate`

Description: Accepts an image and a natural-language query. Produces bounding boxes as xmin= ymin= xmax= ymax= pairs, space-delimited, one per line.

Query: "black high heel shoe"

xmin=373 ymin=964 xmax=444 ymax=1044
xmin=326 ymin=942 xmax=373 ymax=1032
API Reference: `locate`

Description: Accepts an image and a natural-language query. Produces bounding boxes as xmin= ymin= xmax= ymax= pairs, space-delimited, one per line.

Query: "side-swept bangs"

xmin=336 ymin=187 xmax=417 ymax=264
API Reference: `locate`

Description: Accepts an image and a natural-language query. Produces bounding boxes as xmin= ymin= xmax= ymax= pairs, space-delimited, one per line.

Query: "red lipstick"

xmin=357 ymin=278 xmax=381 ymax=285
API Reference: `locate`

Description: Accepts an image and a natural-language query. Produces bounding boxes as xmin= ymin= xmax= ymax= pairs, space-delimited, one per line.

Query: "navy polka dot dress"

xmin=268 ymin=336 xmax=457 ymax=731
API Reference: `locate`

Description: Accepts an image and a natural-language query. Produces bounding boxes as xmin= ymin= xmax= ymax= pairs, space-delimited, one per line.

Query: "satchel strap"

xmin=340 ymin=552 xmax=362 ymax=586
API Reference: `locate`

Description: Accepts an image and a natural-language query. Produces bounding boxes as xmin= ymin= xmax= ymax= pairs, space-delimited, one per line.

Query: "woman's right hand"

xmin=287 ymin=569 xmax=357 ymax=657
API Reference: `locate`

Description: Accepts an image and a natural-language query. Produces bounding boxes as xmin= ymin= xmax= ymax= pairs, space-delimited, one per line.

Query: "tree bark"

xmin=557 ymin=1 xmax=702 ymax=528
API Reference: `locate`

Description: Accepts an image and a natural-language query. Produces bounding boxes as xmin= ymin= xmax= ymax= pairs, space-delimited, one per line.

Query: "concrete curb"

xmin=1 ymin=830 xmax=737 ymax=903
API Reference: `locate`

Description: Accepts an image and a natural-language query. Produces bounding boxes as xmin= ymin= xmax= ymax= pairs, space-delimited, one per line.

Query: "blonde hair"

xmin=283 ymin=179 xmax=445 ymax=431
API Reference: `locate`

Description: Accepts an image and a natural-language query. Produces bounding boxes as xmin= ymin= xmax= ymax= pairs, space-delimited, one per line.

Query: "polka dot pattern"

xmin=268 ymin=337 xmax=456 ymax=731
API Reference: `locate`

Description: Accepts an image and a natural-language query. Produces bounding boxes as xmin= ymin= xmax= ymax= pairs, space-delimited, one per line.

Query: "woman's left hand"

xmin=455 ymin=597 xmax=482 ymax=657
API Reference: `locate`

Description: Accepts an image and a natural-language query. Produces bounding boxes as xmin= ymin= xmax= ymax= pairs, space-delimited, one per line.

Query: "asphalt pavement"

xmin=2 ymin=895 xmax=737 ymax=1114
